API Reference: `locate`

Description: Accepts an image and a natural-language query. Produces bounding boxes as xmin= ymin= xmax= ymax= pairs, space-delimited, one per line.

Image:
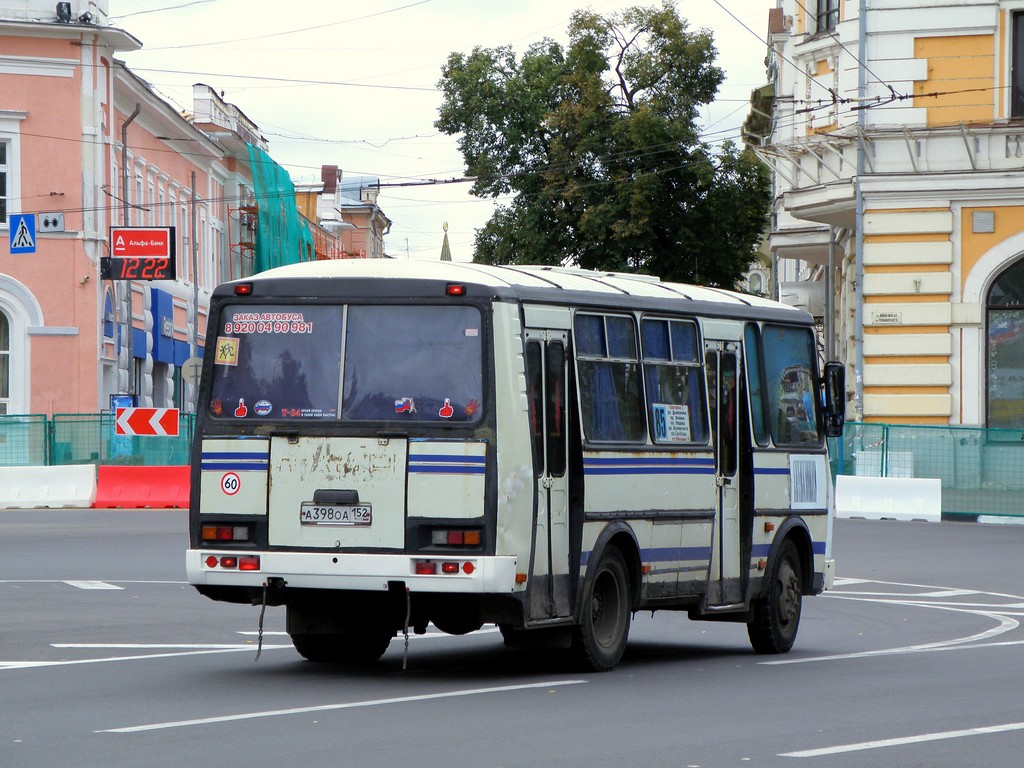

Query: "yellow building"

xmin=753 ymin=0 xmax=1024 ymax=431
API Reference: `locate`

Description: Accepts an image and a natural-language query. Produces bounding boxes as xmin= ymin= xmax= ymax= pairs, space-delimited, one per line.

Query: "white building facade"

xmin=756 ymin=0 xmax=1024 ymax=430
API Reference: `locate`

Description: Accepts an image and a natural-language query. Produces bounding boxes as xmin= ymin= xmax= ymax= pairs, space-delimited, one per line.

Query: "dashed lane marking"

xmin=63 ymin=581 xmax=123 ymax=590
xmin=781 ymin=721 xmax=1024 ymax=758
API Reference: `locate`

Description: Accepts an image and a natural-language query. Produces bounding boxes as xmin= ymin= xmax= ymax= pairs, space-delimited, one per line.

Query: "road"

xmin=2 ymin=511 xmax=1024 ymax=767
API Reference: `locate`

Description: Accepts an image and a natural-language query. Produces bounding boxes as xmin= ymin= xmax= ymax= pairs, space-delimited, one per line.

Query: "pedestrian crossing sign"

xmin=9 ymin=213 xmax=36 ymax=254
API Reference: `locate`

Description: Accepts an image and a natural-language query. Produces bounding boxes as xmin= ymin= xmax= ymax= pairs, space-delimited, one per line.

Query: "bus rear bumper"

xmin=186 ymin=550 xmax=519 ymax=594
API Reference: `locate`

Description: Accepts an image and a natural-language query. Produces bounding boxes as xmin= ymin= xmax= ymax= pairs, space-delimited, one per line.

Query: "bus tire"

xmin=571 ymin=546 xmax=631 ymax=671
xmin=747 ymin=538 xmax=802 ymax=654
xmin=290 ymin=627 xmax=392 ymax=664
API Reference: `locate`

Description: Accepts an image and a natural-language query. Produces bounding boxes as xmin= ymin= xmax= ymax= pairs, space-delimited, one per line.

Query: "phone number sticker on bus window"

xmin=223 ymin=312 xmax=313 ymax=335
xmin=299 ymin=503 xmax=372 ymax=526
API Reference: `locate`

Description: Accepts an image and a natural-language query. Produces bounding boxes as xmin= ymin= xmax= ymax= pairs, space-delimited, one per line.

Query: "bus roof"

xmin=229 ymin=259 xmax=809 ymax=321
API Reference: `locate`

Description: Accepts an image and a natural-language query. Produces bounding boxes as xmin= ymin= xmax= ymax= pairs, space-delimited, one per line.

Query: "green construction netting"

xmin=247 ymin=144 xmax=314 ymax=272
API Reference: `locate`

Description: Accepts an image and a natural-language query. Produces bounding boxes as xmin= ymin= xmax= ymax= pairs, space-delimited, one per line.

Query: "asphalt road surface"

xmin=2 ymin=510 xmax=1023 ymax=768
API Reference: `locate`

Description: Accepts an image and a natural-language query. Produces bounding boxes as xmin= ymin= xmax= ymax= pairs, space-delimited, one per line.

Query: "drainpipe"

xmin=853 ymin=0 xmax=867 ymax=421
xmin=121 ymin=103 xmax=140 ymax=402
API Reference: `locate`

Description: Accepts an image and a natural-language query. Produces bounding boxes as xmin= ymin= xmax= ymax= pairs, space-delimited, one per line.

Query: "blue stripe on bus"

xmin=409 ymin=454 xmax=486 ymax=464
xmin=581 ymin=546 xmax=712 ymax=566
xmin=202 ymin=451 xmax=270 ymax=460
xmin=408 ymin=464 xmax=486 ymax=475
xmin=584 ymin=456 xmax=714 ymax=466
xmin=582 ymin=542 xmax=827 ymax=567
xmin=751 ymin=542 xmax=827 ymax=558
xmin=200 ymin=461 xmax=269 ymax=471
xmin=583 ymin=456 xmax=715 ymax=477
xmin=754 ymin=467 xmax=790 ymax=475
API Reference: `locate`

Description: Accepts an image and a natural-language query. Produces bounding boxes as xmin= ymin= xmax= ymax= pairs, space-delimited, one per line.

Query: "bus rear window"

xmin=342 ymin=305 xmax=482 ymax=422
xmin=207 ymin=303 xmax=483 ymax=423
xmin=208 ymin=305 xmax=344 ymax=419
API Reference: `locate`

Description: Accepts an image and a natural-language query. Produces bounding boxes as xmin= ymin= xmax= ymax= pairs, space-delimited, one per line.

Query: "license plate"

xmin=299 ymin=503 xmax=372 ymax=526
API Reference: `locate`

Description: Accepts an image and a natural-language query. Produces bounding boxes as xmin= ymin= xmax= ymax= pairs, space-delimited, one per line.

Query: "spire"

xmin=440 ymin=221 xmax=452 ymax=262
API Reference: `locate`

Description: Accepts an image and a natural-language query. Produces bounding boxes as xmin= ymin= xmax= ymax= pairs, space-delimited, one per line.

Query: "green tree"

xmin=436 ymin=2 xmax=770 ymax=287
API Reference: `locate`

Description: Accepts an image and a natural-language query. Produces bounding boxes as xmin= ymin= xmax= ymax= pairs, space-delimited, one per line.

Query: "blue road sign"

xmin=9 ymin=213 xmax=36 ymax=254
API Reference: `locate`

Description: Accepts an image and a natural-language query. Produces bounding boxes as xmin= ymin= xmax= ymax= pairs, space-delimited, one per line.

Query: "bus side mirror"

xmin=822 ymin=362 xmax=846 ymax=438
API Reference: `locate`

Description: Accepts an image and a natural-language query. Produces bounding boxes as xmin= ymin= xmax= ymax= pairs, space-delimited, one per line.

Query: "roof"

xmin=237 ymin=260 xmax=807 ymax=322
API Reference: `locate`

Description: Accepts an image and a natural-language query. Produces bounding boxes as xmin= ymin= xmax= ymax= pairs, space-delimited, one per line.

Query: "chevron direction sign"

xmin=115 ymin=407 xmax=180 ymax=437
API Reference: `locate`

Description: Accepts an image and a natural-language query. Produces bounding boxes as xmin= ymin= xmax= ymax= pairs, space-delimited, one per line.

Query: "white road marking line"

xmin=62 ymin=581 xmax=123 ymax=590
xmin=781 ymin=721 xmax=1024 ymax=757
xmin=98 ymin=680 xmax=588 ymax=734
xmin=233 ymin=627 xmax=503 ymax=639
xmin=52 ymin=644 xmax=259 ymax=649
xmin=0 ymin=646 xmax=291 ymax=671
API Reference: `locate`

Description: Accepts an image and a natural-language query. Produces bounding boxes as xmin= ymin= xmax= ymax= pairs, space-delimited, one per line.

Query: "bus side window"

xmin=743 ymin=323 xmax=769 ymax=446
xmin=641 ymin=318 xmax=708 ymax=444
xmin=762 ymin=324 xmax=821 ymax=446
xmin=526 ymin=341 xmax=544 ymax=477
xmin=574 ymin=314 xmax=644 ymax=443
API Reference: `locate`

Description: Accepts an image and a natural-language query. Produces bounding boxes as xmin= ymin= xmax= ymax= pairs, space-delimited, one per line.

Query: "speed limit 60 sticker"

xmin=220 ymin=472 xmax=241 ymax=496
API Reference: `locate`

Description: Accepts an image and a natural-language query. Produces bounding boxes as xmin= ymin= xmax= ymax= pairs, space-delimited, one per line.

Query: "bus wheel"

xmin=747 ymin=539 xmax=802 ymax=654
xmin=290 ymin=627 xmax=392 ymax=664
xmin=571 ymin=547 xmax=631 ymax=671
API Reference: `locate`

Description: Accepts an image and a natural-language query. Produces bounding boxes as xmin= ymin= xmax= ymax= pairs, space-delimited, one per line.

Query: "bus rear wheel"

xmin=747 ymin=539 xmax=803 ymax=654
xmin=571 ymin=547 xmax=631 ymax=671
xmin=290 ymin=627 xmax=393 ymax=664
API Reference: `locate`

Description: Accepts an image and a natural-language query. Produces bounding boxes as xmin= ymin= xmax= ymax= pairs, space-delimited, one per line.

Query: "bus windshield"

xmin=208 ymin=303 xmax=483 ymax=423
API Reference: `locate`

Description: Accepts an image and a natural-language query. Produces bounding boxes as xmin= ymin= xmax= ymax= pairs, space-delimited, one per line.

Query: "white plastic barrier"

xmin=835 ymin=475 xmax=942 ymax=522
xmin=0 ymin=465 xmax=97 ymax=509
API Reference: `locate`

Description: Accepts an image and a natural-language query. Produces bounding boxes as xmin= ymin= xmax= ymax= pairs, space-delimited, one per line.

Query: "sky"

xmin=110 ymin=0 xmax=774 ymax=262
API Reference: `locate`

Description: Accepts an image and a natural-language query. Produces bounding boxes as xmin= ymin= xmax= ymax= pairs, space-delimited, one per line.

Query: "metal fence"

xmin=832 ymin=422 xmax=1024 ymax=519
xmin=2 ymin=414 xmax=1022 ymax=517
xmin=0 ymin=413 xmax=194 ymax=467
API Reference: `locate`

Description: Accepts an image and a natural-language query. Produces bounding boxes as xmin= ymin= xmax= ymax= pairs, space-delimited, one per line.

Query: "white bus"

xmin=187 ymin=260 xmax=845 ymax=671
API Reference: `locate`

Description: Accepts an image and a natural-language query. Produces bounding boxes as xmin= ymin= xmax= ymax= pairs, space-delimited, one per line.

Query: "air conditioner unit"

xmin=780 ymin=281 xmax=825 ymax=318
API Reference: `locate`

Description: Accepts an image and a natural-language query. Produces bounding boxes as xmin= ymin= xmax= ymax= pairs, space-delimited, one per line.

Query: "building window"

xmin=987 ymin=258 xmax=1024 ymax=432
xmin=816 ymin=0 xmax=839 ymax=33
xmin=0 ymin=310 xmax=9 ymax=414
xmin=0 ymin=140 xmax=7 ymax=224
xmin=1013 ymin=12 xmax=1024 ymax=118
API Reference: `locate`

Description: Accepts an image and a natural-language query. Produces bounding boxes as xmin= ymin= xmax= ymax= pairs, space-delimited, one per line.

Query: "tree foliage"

xmin=436 ymin=2 xmax=770 ymax=287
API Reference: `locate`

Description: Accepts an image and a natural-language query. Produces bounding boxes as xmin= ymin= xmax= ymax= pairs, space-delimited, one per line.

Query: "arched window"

xmin=987 ymin=258 xmax=1024 ymax=431
xmin=0 ymin=310 xmax=9 ymax=414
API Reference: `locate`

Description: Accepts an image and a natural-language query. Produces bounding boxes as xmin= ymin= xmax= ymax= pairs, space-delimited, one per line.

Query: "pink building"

xmin=1 ymin=1 xmax=383 ymax=416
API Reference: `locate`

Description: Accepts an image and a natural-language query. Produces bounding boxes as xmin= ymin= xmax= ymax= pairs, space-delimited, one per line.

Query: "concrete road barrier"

xmin=835 ymin=475 xmax=942 ymax=522
xmin=0 ymin=465 xmax=97 ymax=509
xmin=93 ymin=465 xmax=190 ymax=508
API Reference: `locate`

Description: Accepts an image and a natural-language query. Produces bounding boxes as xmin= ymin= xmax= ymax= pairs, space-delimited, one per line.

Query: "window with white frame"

xmin=0 ymin=112 xmax=25 ymax=227
xmin=1013 ymin=12 xmax=1024 ymax=118
xmin=816 ymin=0 xmax=839 ymax=33
xmin=0 ymin=310 xmax=9 ymax=414
xmin=0 ymin=140 xmax=8 ymax=224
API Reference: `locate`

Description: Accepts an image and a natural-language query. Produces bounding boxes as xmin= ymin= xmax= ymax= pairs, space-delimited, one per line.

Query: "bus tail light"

xmin=201 ymin=524 xmax=250 ymax=543
xmin=415 ymin=560 xmax=474 ymax=575
xmin=203 ymin=554 xmax=260 ymax=571
xmin=430 ymin=529 xmax=482 ymax=547
xmin=234 ymin=282 xmax=253 ymax=295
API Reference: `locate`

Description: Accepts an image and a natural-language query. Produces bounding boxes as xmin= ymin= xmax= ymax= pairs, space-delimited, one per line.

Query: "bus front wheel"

xmin=571 ymin=546 xmax=631 ymax=671
xmin=747 ymin=538 xmax=803 ymax=654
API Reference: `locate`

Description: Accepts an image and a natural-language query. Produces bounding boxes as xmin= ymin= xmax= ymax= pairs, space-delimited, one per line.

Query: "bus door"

xmin=705 ymin=340 xmax=744 ymax=607
xmin=524 ymin=329 xmax=572 ymax=620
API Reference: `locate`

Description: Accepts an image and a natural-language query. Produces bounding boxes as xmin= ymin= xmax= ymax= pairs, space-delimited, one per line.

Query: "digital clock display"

xmin=101 ymin=256 xmax=177 ymax=281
